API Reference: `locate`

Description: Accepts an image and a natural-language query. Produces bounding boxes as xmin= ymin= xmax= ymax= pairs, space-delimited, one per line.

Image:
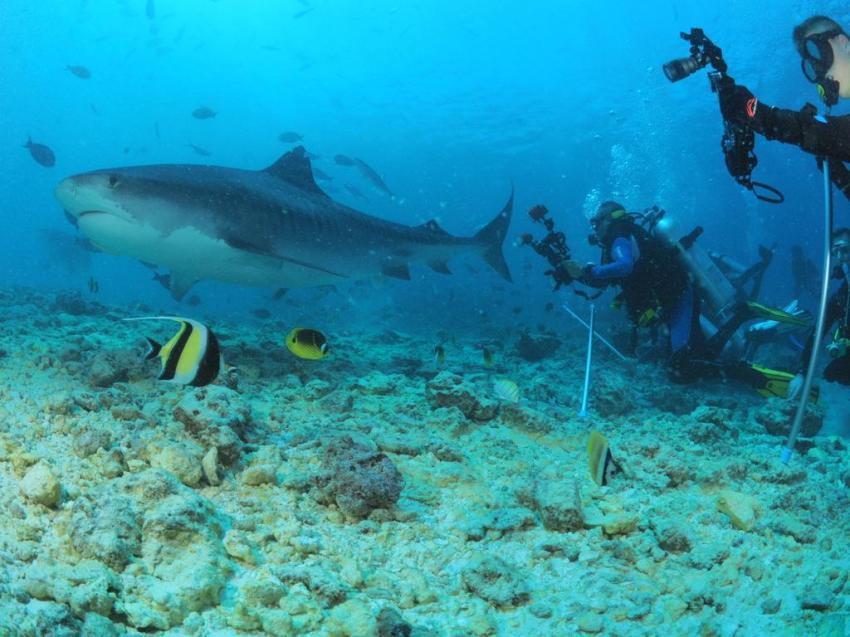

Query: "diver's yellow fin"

xmin=745 ymin=301 xmax=810 ymax=327
xmin=749 ymin=364 xmax=819 ymax=404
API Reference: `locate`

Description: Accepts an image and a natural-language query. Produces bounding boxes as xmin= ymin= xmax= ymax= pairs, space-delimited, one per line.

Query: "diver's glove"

xmin=562 ymin=260 xmax=589 ymax=281
xmin=718 ymin=82 xmax=775 ymax=135
xmin=788 ymin=373 xmax=805 ymax=401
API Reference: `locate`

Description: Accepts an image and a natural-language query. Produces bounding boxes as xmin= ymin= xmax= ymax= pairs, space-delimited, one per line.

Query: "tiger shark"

xmin=54 ymin=147 xmax=513 ymax=300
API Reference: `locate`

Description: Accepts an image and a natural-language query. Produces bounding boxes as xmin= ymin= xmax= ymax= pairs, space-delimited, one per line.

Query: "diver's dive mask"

xmin=801 ymin=29 xmax=843 ymax=105
xmin=588 ymin=206 xmax=626 ymax=245
xmin=832 ymin=237 xmax=850 ymax=265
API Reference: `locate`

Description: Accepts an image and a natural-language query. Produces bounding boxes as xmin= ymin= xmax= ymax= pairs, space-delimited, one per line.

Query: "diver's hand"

xmin=788 ymin=373 xmax=805 ymax=400
xmin=563 ymin=260 xmax=587 ymax=280
xmin=719 ymin=83 xmax=773 ymax=132
xmin=719 ymin=82 xmax=754 ymax=123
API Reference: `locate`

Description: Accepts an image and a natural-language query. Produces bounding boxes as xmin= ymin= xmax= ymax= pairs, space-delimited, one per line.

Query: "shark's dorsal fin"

xmin=264 ymin=146 xmax=327 ymax=197
xmin=417 ymin=219 xmax=451 ymax=236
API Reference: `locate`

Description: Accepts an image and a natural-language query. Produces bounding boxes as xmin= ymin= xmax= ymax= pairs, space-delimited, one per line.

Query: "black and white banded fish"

xmin=125 ymin=316 xmax=222 ymax=386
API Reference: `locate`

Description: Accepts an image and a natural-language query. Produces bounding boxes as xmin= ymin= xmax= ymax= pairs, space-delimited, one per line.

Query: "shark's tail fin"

xmin=474 ymin=186 xmax=513 ymax=282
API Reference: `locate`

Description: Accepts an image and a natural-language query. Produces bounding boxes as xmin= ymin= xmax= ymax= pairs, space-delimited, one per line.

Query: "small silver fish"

xmin=278 ymin=131 xmax=303 ymax=143
xmin=192 ymin=106 xmax=216 ymax=119
xmin=66 ymin=65 xmax=91 ymax=79
xmin=187 ymin=143 xmax=211 ymax=157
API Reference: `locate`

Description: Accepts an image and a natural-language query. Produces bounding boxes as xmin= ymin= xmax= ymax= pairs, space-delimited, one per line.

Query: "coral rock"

xmin=753 ymin=398 xmax=822 ymax=437
xmin=377 ymin=607 xmax=412 ymax=637
xmin=534 ymin=478 xmax=584 ymax=532
xmin=499 ymin=403 xmax=554 ymax=434
xmin=801 ymin=583 xmax=833 ymax=611
xmin=151 ymin=442 xmax=203 ymax=487
xmin=86 ymin=349 xmax=138 ymax=388
xmin=325 ymin=597 xmax=378 ymax=637
xmin=651 ymin=518 xmax=693 ymax=553
xmin=515 ymin=331 xmax=561 ymax=362
xmin=173 ymin=386 xmax=251 ymax=465
xmin=20 ymin=462 xmax=61 ymax=507
xmin=318 ymin=435 xmax=404 ymax=519
xmin=71 ymin=495 xmax=141 ymax=570
xmin=461 ymin=554 xmax=530 ymax=609
xmin=425 ymin=372 xmax=498 ymax=422
xmin=202 ymin=447 xmax=221 ymax=485
xmin=716 ymin=490 xmax=757 ymax=531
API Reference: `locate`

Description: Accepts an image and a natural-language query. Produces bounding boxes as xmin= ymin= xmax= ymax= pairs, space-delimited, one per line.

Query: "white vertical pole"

xmin=579 ymin=304 xmax=595 ymax=417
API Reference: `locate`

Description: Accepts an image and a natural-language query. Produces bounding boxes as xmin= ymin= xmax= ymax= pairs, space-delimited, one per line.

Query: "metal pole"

xmin=562 ymin=304 xmax=628 ymax=361
xmin=782 ymin=156 xmax=833 ymax=464
xmin=579 ymin=304 xmax=595 ymax=417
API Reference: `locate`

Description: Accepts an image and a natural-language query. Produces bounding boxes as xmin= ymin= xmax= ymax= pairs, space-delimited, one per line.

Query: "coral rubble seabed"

xmin=0 ymin=289 xmax=847 ymax=636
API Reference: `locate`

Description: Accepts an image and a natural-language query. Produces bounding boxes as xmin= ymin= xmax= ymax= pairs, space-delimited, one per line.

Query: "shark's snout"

xmin=54 ymin=172 xmax=125 ymax=223
xmin=54 ymin=177 xmax=79 ymax=216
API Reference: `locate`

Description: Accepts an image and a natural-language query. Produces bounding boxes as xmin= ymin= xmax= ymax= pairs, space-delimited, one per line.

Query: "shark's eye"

xmin=108 ymin=174 xmax=120 ymax=188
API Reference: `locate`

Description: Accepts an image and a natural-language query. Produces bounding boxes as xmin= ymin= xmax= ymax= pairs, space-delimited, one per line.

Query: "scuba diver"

xmin=718 ymin=15 xmax=850 ymax=195
xmin=790 ymin=244 xmax=821 ymax=300
xmin=790 ymin=228 xmax=850 ymax=395
xmin=558 ymin=201 xmax=810 ymax=394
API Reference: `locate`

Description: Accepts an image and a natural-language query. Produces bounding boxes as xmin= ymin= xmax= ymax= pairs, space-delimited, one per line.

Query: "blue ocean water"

xmin=2 ymin=0 xmax=847 ymax=331
xmin=3 ymin=4 xmax=850 ymax=636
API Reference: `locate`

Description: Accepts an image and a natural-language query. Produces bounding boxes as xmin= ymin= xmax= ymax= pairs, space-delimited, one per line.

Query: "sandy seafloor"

xmin=0 ymin=287 xmax=848 ymax=637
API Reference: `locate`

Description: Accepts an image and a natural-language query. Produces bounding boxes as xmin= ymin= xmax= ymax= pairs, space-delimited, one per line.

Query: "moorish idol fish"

xmin=588 ymin=430 xmax=622 ymax=487
xmin=285 ymin=327 xmax=329 ymax=360
xmin=482 ymin=348 xmax=494 ymax=367
xmin=434 ymin=344 xmax=445 ymax=365
xmin=125 ymin=316 xmax=222 ymax=386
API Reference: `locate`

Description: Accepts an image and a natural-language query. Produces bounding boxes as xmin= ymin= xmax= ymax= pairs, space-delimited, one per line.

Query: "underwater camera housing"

xmin=520 ymin=205 xmax=575 ymax=290
xmin=663 ymin=28 xmax=727 ymax=83
xmin=664 ymin=29 xmax=784 ymax=204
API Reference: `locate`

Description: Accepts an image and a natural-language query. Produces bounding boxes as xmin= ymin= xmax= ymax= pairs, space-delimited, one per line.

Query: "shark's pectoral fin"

xmin=428 ymin=260 xmax=452 ymax=275
xmin=382 ymin=262 xmax=411 ymax=280
xmin=168 ymin=271 xmax=198 ymax=301
xmin=223 ymin=235 xmax=347 ymax=279
xmin=224 ymin=235 xmax=276 ymax=257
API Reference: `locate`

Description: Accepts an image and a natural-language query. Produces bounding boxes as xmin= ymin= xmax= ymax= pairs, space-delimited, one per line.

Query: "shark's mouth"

xmin=78 ymin=210 xmax=114 ymax=218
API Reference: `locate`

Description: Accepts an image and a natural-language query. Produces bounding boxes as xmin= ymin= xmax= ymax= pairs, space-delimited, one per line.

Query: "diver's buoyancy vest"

xmin=838 ymin=281 xmax=850 ymax=338
xmin=600 ymin=219 xmax=688 ymax=323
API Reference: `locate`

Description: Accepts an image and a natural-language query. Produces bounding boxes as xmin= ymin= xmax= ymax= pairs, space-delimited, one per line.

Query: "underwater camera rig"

xmin=663 ymin=28 xmax=784 ymax=204
xmin=520 ymin=205 xmax=573 ymax=290
xmin=520 ymin=205 xmax=601 ymax=299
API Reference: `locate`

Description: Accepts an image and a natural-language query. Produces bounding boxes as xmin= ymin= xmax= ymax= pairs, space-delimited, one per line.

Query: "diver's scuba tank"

xmin=649 ymin=211 xmax=739 ymax=326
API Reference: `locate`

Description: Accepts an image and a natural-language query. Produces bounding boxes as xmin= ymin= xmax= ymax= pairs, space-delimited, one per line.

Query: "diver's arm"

xmin=757 ymin=109 xmax=850 ymax=162
xmin=798 ymin=289 xmax=843 ymax=371
xmin=586 ymin=237 xmax=635 ymax=280
xmin=720 ymin=83 xmax=850 ymax=161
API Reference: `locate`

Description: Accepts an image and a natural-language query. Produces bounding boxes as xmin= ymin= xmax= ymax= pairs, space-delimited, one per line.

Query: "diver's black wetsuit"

xmin=753 ymin=108 xmax=850 ymax=198
xmin=800 ymin=273 xmax=850 ymax=384
xmin=585 ymin=218 xmax=758 ymax=382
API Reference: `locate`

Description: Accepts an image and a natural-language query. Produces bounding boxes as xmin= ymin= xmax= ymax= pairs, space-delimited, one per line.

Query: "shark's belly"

xmin=80 ymin=214 xmax=362 ymax=287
